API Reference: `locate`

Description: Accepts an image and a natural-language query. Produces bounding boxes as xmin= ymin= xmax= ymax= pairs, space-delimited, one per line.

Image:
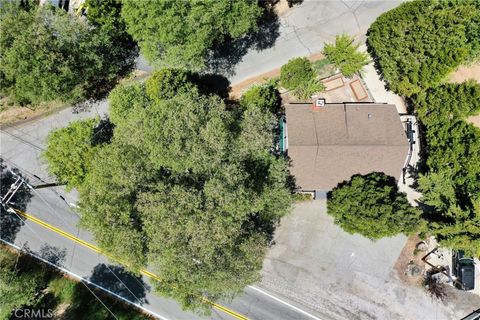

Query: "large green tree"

xmin=327 ymin=173 xmax=421 ymax=240
xmin=0 ymin=1 xmax=136 ymax=105
xmin=43 ymin=119 xmax=99 ymax=190
xmin=46 ymin=72 xmax=292 ymax=312
xmin=413 ymin=82 xmax=480 ymax=256
xmin=121 ymin=0 xmax=262 ymax=70
xmin=323 ymin=34 xmax=369 ymax=77
xmin=84 ymin=0 xmax=138 ymax=93
xmin=367 ymin=0 xmax=480 ymax=96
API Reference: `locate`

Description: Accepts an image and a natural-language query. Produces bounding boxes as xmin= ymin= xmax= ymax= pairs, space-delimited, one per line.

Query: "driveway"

xmin=259 ymin=200 xmax=478 ymax=320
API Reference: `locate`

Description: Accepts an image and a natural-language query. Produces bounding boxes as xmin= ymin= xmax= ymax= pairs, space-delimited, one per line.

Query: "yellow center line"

xmin=13 ymin=209 xmax=249 ymax=320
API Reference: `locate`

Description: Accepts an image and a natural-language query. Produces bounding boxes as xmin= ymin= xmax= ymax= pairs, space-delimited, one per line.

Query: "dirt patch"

xmin=349 ymin=79 xmax=368 ymax=100
xmin=0 ymin=101 xmax=68 ymax=128
xmin=0 ymin=70 xmax=148 ymax=128
xmin=394 ymin=234 xmax=426 ymax=286
xmin=230 ymin=69 xmax=281 ymax=99
xmin=467 ymin=115 xmax=480 ymax=128
xmin=447 ymin=63 xmax=480 ymax=84
xmin=447 ymin=63 xmax=480 ymax=129
xmin=322 ymin=74 xmax=344 ymax=91
xmin=274 ymin=0 xmax=295 ymax=16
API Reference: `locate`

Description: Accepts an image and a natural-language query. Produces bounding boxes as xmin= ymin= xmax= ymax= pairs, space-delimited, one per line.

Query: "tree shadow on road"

xmin=89 ymin=263 xmax=150 ymax=305
xmin=205 ymin=7 xmax=280 ymax=77
xmin=0 ymin=158 xmax=33 ymax=243
xmin=37 ymin=243 xmax=68 ymax=267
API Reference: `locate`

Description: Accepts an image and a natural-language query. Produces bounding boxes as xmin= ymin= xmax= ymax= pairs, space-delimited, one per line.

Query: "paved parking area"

xmin=259 ymin=201 xmax=480 ymax=320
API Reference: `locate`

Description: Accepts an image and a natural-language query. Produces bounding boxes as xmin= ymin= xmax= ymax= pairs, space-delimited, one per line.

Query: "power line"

xmin=2 ymin=205 xmax=119 ymax=320
xmin=0 ymin=128 xmax=45 ymax=152
xmin=2 ymin=173 xmax=149 ymax=308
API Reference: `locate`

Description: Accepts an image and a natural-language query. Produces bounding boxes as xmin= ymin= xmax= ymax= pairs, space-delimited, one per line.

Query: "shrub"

xmin=323 ymin=34 xmax=369 ymax=77
xmin=121 ymin=0 xmax=263 ymax=70
xmin=280 ymin=57 xmax=324 ymax=99
xmin=145 ymin=69 xmax=196 ymax=101
xmin=240 ymin=83 xmax=281 ymax=113
xmin=327 ymin=172 xmax=421 ymax=240
xmin=0 ymin=1 xmax=137 ymax=105
xmin=43 ymin=119 xmax=98 ymax=190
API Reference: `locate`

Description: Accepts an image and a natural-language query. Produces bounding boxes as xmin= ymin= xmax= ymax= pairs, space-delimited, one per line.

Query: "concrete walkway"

xmin=361 ymin=62 xmax=407 ymax=113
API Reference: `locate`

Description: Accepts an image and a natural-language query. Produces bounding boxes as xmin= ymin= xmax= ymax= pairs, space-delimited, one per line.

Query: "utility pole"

xmin=1 ymin=169 xmax=33 ymax=210
xmin=1 ymin=175 xmax=22 ymax=207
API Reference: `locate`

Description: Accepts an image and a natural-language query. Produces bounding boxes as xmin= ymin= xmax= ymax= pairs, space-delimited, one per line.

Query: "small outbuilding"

xmin=284 ymin=102 xmax=409 ymax=194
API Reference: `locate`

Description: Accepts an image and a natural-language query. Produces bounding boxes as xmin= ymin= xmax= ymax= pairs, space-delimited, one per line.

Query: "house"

xmin=284 ymin=102 xmax=409 ymax=196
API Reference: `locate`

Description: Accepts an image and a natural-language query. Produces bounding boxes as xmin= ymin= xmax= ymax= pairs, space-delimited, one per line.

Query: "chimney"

xmin=312 ymin=98 xmax=325 ymax=111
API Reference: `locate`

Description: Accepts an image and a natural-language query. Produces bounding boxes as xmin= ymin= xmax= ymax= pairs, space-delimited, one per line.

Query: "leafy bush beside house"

xmin=327 ymin=172 xmax=422 ymax=240
xmin=240 ymin=82 xmax=281 ymax=113
xmin=367 ymin=0 xmax=480 ymax=96
xmin=280 ymin=57 xmax=324 ymax=99
xmin=323 ymin=34 xmax=369 ymax=77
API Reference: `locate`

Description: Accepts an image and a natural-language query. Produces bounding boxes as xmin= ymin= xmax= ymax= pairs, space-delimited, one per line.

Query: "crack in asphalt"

xmin=292 ymin=24 xmax=313 ymax=55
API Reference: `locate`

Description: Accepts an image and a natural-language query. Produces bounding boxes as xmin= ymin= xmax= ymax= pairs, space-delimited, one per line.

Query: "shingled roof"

xmin=285 ymin=103 xmax=409 ymax=191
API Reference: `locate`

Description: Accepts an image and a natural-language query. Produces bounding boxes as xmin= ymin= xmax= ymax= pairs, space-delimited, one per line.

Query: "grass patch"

xmin=0 ymin=97 xmax=68 ymax=127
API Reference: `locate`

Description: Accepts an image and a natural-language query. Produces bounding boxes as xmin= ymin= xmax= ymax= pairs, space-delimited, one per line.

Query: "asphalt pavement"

xmin=1 ymin=1 xmax=405 ymax=319
xmin=136 ymin=0 xmax=403 ymax=86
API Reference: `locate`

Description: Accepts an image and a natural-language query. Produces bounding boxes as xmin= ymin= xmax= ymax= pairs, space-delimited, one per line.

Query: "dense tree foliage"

xmin=280 ymin=57 xmax=324 ymax=99
xmin=145 ymin=69 xmax=196 ymax=101
xmin=121 ymin=0 xmax=263 ymax=70
xmin=46 ymin=72 xmax=292 ymax=312
xmin=108 ymin=83 xmax=150 ymax=127
xmin=84 ymin=0 xmax=138 ymax=91
xmin=323 ymin=34 xmax=369 ymax=77
xmin=240 ymin=82 xmax=280 ymax=113
xmin=367 ymin=0 xmax=480 ymax=96
xmin=413 ymin=82 xmax=480 ymax=256
xmin=0 ymin=1 xmax=136 ymax=105
xmin=43 ymin=119 xmax=99 ymax=190
xmin=327 ymin=173 xmax=421 ymax=240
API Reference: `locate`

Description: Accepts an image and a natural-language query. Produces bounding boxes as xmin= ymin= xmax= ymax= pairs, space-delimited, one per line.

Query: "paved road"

xmin=1 ymin=1 xmax=404 ymax=319
xmin=1 ymin=103 xmax=322 ymax=320
xmin=137 ymin=0 xmax=403 ymax=85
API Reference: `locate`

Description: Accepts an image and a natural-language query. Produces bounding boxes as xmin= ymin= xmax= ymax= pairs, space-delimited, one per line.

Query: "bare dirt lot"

xmin=448 ymin=63 xmax=480 ymax=84
xmin=448 ymin=63 xmax=480 ymax=128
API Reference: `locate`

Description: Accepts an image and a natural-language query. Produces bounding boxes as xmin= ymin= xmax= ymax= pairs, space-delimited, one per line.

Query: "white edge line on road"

xmin=248 ymin=285 xmax=323 ymax=320
xmin=0 ymin=239 xmax=170 ymax=320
